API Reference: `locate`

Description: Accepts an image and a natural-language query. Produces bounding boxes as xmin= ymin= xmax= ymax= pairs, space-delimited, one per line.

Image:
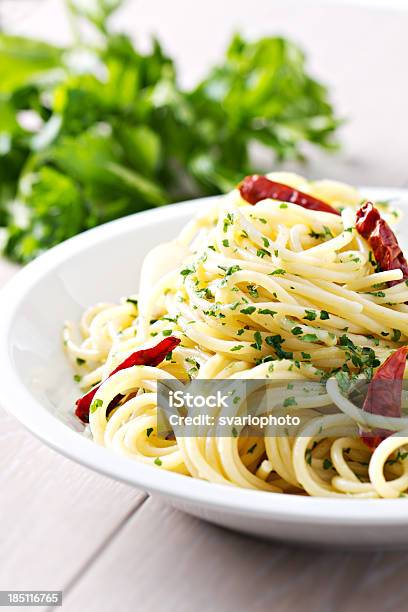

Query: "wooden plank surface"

xmin=0 ymin=253 xmax=147 ymax=600
xmin=60 ymin=497 xmax=408 ymax=612
xmin=1 ymin=1 xmax=408 ymax=611
xmin=0 ymin=407 xmax=146 ymax=595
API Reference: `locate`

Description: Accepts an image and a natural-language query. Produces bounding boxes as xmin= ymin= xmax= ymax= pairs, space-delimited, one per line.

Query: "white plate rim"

xmin=1 ymin=188 xmax=408 ymax=526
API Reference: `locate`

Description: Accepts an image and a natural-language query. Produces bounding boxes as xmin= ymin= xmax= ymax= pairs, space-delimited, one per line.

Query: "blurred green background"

xmin=0 ymin=0 xmax=341 ymax=262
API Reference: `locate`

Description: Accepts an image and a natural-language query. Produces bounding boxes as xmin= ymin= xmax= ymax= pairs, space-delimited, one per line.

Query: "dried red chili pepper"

xmin=360 ymin=346 xmax=408 ymax=449
xmin=356 ymin=201 xmax=408 ymax=286
xmin=239 ymin=175 xmax=340 ymax=216
xmin=75 ymin=336 xmax=180 ymax=423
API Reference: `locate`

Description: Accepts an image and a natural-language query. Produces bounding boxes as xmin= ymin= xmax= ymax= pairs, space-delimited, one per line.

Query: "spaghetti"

xmin=64 ymin=172 xmax=408 ymax=498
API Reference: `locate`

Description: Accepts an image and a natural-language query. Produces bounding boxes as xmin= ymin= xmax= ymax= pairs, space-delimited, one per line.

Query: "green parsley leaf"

xmin=126 ymin=297 xmax=138 ymax=307
xmin=240 ymin=306 xmax=256 ymax=315
xmin=223 ymin=213 xmax=234 ymax=232
xmin=247 ymin=284 xmax=259 ymax=298
xmin=258 ymin=308 xmax=277 ymax=317
xmin=90 ymin=398 xmax=103 ymax=413
xmin=392 ymin=329 xmax=402 ymax=342
xmin=180 ymin=267 xmax=195 ymax=277
xmin=256 ymin=247 xmax=271 ymax=258
xmin=302 ymin=333 xmax=319 ymax=343
xmin=269 ymin=268 xmax=286 ymax=275
xmin=265 ymin=335 xmax=293 ymax=360
xmin=304 ymin=310 xmax=317 ymax=321
xmin=251 ymin=331 xmax=262 ymax=350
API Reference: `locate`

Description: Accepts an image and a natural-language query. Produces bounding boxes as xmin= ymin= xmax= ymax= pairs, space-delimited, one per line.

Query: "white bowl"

xmin=1 ymin=188 xmax=408 ymax=548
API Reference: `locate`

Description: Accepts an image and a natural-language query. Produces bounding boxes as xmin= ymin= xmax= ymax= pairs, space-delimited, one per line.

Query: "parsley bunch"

xmin=0 ymin=0 xmax=339 ymax=262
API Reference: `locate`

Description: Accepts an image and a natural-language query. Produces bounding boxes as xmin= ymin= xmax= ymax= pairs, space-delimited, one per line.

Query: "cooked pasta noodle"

xmin=64 ymin=172 xmax=408 ymax=498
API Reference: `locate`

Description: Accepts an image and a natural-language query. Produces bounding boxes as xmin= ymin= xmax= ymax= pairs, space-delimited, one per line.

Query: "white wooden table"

xmin=1 ymin=2 xmax=408 ymax=610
